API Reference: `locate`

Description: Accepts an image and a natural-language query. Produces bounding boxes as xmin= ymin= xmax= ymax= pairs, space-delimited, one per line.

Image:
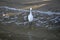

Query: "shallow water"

xmin=0 ymin=0 xmax=60 ymax=40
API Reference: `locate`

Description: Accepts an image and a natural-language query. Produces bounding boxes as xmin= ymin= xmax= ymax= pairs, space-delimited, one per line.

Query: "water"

xmin=0 ymin=6 xmax=60 ymax=40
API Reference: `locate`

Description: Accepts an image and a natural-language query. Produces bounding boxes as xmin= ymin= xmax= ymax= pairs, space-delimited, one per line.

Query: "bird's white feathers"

xmin=28 ymin=8 xmax=33 ymax=22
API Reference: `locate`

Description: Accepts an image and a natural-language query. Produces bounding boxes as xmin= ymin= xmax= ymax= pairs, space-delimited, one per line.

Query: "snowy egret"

xmin=28 ymin=8 xmax=33 ymax=22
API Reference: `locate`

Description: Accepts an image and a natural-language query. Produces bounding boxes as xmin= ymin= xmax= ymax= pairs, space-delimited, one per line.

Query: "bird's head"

xmin=30 ymin=8 xmax=32 ymax=11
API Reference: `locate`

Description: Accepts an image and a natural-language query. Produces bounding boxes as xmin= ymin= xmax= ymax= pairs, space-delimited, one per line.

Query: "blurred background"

xmin=0 ymin=0 xmax=60 ymax=11
xmin=0 ymin=0 xmax=60 ymax=40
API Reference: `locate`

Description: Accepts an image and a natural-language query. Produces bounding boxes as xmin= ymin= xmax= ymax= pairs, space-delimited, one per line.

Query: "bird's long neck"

xmin=30 ymin=9 xmax=32 ymax=15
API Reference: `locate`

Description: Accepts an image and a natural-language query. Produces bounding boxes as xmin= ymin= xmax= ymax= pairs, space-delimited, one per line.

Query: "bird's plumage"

xmin=28 ymin=8 xmax=33 ymax=22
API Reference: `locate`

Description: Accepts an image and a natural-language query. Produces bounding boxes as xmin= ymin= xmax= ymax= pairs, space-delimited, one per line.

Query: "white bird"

xmin=28 ymin=8 xmax=33 ymax=22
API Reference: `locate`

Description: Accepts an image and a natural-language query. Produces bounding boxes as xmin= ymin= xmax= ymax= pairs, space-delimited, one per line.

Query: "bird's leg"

xmin=28 ymin=22 xmax=33 ymax=30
